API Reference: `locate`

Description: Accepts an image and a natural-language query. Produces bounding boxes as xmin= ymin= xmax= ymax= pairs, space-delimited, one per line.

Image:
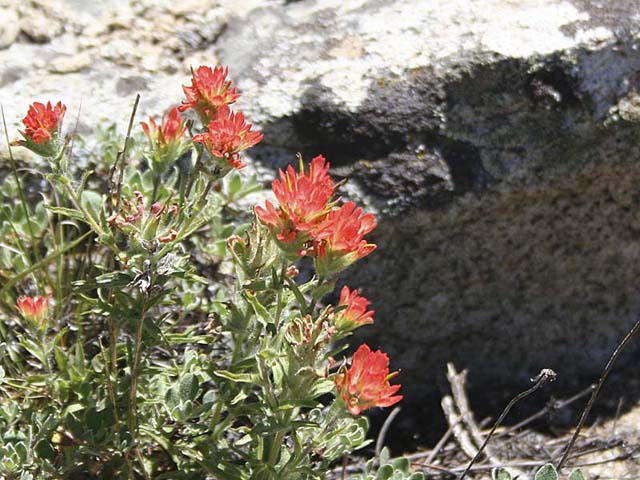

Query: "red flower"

xmin=313 ymin=201 xmax=376 ymax=275
xmin=192 ymin=105 xmax=263 ymax=170
xmin=21 ymin=101 xmax=66 ymax=144
xmin=141 ymin=106 xmax=186 ymax=146
xmin=335 ymin=344 xmax=402 ymax=415
xmin=333 ymin=286 xmax=374 ymax=330
xmin=14 ymin=101 xmax=67 ymax=158
xmin=16 ymin=295 xmax=51 ymax=327
xmin=255 ymin=155 xmax=334 ymax=252
xmin=179 ymin=65 xmax=240 ymax=122
xmin=141 ymin=107 xmax=189 ymax=173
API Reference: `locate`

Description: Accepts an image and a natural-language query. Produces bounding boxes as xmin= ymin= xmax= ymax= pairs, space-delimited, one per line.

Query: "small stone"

xmin=159 ymin=57 xmax=180 ymax=74
xmin=613 ymin=92 xmax=640 ymax=123
xmin=82 ymin=22 xmax=108 ymax=38
xmin=101 ymin=38 xmax=139 ymax=66
xmin=0 ymin=66 xmax=24 ymax=88
xmin=328 ymin=35 xmax=365 ymax=60
xmin=0 ymin=8 xmax=19 ymax=49
xmin=116 ymin=75 xmax=149 ymax=97
xmin=165 ymin=0 xmax=210 ymax=17
xmin=48 ymin=52 xmax=91 ymax=74
xmin=20 ymin=14 xmax=63 ymax=43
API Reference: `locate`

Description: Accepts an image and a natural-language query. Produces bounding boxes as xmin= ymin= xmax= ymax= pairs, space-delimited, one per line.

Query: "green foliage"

xmin=351 ymin=448 xmax=424 ymax=480
xmin=492 ymin=464 xmax=586 ymax=480
xmin=0 ymin=70 xmax=407 ymax=478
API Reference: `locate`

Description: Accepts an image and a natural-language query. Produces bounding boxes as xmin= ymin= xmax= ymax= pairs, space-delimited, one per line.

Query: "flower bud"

xmin=16 ymin=295 xmax=51 ymax=330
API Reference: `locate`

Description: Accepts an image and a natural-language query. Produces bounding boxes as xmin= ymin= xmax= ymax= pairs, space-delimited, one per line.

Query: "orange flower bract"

xmin=255 ymin=155 xmax=334 ymax=252
xmin=335 ymin=344 xmax=402 ymax=415
xmin=179 ymin=65 xmax=240 ymax=122
xmin=141 ymin=107 xmax=189 ymax=174
xmin=141 ymin=106 xmax=186 ymax=146
xmin=21 ymin=101 xmax=66 ymax=144
xmin=192 ymin=105 xmax=263 ymax=170
xmin=16 ymin=295 xmax=51 ymax=327
xmin=333 ymin=286 xmax=374 ymax=330
xmin=313 ymin=201 xmax=376 ymax=275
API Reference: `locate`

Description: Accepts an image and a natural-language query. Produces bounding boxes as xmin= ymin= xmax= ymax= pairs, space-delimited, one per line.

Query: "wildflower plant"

xmin=0 ymin=65 xmax=402 ymax=479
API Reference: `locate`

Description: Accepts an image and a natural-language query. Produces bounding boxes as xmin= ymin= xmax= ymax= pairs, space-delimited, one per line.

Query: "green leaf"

xmin=179 ymin=373 xmax=199 ymax=402
xmin=376 ymin=465 xmax=393 ymax=480
xmin=568 ymin=469 xmax=585 ymax=480
xmin=235 ymin=434 xmax=252 ymax=447
xmin=535 ymin=464 xmax=558 ymax=480
xmin=77 ymin=169 xmax=94 ymax=198
xmin=244 ymin=291 xmax=274 ymax=326
xmin=378 ymin=447 xmax=391 ymax=465
xmin=275 ymin=399 xmax=320 ymax=410
xmin=213 ymin=370 xmax=258 ymax=384
xmin=165 ymin=384 xmax=180 ymax=409
xmin=46 ymin=206 xmax=85 ymax=221
xmin=227 ymin=172 xmax=242 ymax=198
xmin=391 ymin=457 xmax=410 ymax=473
xmin=202 ymin=390 xmax=217 ymax=405
xmin=285 ymin=277 xmax=308 ymax=313
xmin=74 ymin=340 xmax=86 ymax=375
xmin=492 ymin=468 xmax=512 ymax=480
xmin=64 ymin=403 xmax=85 ymax=415
xmin=309 ymin=379 xmax=336 ymax=397
xmin=81 ymin=190 xmax=103 ymax=217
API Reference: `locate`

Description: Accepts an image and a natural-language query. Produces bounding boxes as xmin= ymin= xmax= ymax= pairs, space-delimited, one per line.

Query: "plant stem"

xmin=273 ymin=259 xmax=288 ymax=327
xmin=129 ymin=305 xmax=147 ymax=433
xmin=556 ymin=317 xmax=640 ymax=471
xmin=459 ymin=369 xmax=556 ymax=480
xmin=114 ymin=94 xmax=140 ymax=214
xmin=99 ymin=338 xmax=121 ymax=433
xmin=59 ymin=179 xmax=106 ymax=238
xmin=185 ymin=144 xmax=204 ymax=199
xmin=41 ymin=329 xmax=53 ymax=378
xmin=267 ymin=410 xmax=294 ymax=470
xmin=128 ymin=301 xmax=149 ymax=479
xmin=151 ymin=173 xmax=161 ymax=204
xmin=308 ymin=275 xmax=327 ymax=314
xmin=152 ymin=178 xmax=215 ymax=263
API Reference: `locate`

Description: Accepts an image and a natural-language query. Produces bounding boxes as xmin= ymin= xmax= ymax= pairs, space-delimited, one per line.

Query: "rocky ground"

xmin=3 ymin=0 xmax=640 ymax=471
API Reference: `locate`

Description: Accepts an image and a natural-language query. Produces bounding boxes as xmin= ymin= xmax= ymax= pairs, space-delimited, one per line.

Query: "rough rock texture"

xmin=0 ymin=0 xmax=231 ymax=158
xmin=216 ymin=0 xmax=640 ymax=402
xmin=3 ymin=0 xmax=640 ymax=405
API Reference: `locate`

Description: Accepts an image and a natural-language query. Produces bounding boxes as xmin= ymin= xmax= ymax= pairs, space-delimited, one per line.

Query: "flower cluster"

xmin=335 ymin=344 xmax=403 ymax=415
xmin=14 ymin=101 xmax=67 ymax=158
xmin=141 ymin=106 xmax=189 ymax=174
xmin=8 ymin=65 xmax=401 ymax=468
xmin=180 ymin=66 xmax=261 ymax=172
xmin=256 ymin=154 xmax=399 ymax=415
xmin=256 ymin=155 xmax=376 ymax=275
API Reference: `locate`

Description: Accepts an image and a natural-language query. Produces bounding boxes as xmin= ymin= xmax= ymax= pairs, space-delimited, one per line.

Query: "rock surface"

xmin=2 ymin=0 xmax=640 ymax=405
xmin=218 ymin=0 xmax=640 ymax=402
